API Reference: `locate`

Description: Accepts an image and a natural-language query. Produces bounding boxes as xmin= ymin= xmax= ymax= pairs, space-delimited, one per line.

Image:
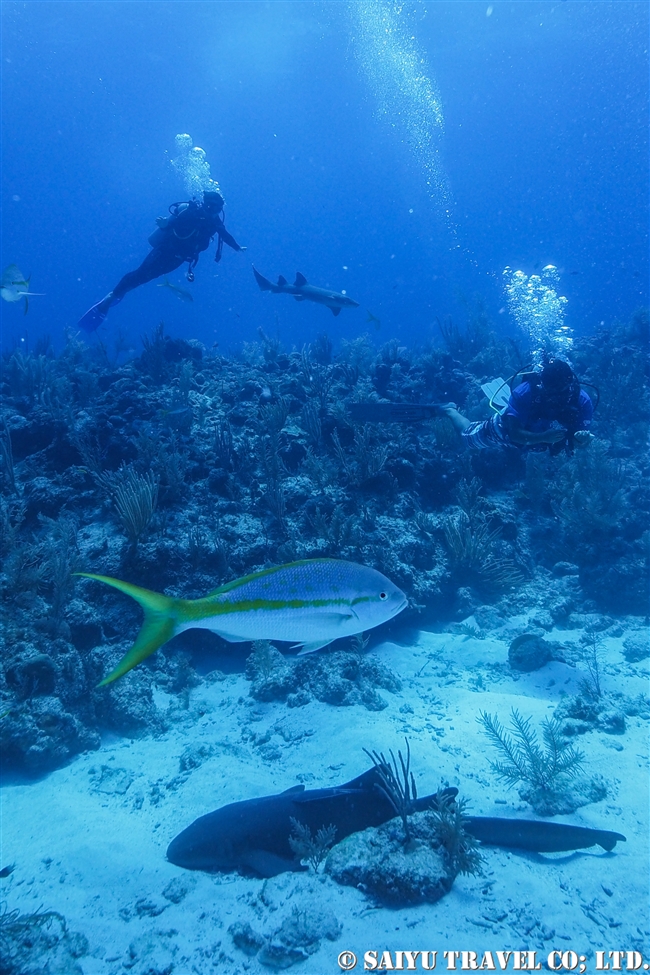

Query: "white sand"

xmin=2 ymin=620 xmax=648 ymax=974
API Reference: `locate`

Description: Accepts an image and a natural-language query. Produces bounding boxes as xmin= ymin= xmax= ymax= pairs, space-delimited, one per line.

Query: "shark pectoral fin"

xmin=242 ymin=850 xmax=304 ymax=878
xmin=293 ymin=639 xmax=335 ymax=655
xmin=75 ymin=573 xmax=179 ymax=686
xmin=214 ymin=632 xmax=248 ymax=644
xmin=294 ymin=272 xmax=308 ymax=287
xmin=331 ymin=307 xmax=341 ymax=316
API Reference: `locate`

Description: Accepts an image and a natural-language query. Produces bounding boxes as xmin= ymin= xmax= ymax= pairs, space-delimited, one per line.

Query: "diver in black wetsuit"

xmin=78 ymin=190 xmax=245 ymax=331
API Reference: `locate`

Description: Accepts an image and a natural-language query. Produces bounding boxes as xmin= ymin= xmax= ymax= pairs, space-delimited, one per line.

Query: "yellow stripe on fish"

xmin=75 ymin=559 xmax=407 ymax=687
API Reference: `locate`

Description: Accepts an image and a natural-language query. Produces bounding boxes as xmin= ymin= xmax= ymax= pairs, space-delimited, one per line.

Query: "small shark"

xmin=157 ymin=277 xmax=193 ymax=303
xmin=366 ymin=310 xmax=382 ymax=331
xmin=166 ymin=766 xmax=625 ymax=878
xmin=1 ymin=265 xmax=45 ymax=315
xmin=253 ymin=266 xmax=359 ymax=317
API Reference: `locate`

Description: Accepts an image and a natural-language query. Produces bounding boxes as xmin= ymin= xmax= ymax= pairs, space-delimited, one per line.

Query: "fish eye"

xmin=379 ymin=591 xmax=387 ymax=600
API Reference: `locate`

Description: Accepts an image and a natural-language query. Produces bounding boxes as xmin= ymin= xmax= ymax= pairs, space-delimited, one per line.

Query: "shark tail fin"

xmin=75 ymin=573 xmax=179 ymax=686
xmin=252 ymin=266 xmax=275 ymax=292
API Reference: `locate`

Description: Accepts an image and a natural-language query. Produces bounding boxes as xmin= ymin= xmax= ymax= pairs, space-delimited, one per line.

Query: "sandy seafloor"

xmin=2 ymin=618 xmax=649 ymax=975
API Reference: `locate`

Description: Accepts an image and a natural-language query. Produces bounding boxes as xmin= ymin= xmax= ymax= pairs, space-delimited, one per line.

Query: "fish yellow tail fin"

xmin=75 ymin=573 xmax=178 ymax=686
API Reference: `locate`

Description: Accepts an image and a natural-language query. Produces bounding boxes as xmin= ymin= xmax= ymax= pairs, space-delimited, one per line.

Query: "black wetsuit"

xmin=111 ymin=201 xmax=242 ymax=302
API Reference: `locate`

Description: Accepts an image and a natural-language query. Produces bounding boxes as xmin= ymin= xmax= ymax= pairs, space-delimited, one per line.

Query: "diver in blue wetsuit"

xmin=78 ymin=191 xmax=245 ymax=331
xmin=442 ymin=358 xmax=594 ymax=455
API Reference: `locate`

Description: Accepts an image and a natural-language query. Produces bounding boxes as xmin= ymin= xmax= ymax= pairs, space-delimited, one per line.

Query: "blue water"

xmin=1 ymin=1 xmax=647 ymax=354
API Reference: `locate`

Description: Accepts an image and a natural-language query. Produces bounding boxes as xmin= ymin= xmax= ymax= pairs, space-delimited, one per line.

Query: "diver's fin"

xmin=348 ymin=402 xmax=446 ymax=424
xmin=277 ymin=275 xmax=288 ymax=288
xmin=294 ymin=272 xmax=308 ymax=287
xmin=481 ymin=378 xmax=511 ymax=411
xmin=75 ymin=573 xmax=178 ymax=685
xmin=330 ymin=307 xmax=341 ymax=316
xmin=78 ymin=294 xmax=112 ymax=333
xmin=252 ymin=266 xmax=275 ymax=292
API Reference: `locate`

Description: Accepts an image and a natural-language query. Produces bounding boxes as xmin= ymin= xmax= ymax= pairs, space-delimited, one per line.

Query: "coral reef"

xmin=0 ymin=310 xmax=647 ymax=772
xmin=0 ymin=903 xmax=88 ymax=975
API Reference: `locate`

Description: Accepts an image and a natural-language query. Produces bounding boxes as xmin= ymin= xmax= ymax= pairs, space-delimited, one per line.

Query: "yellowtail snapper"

xmin=76 ymin=559 xmax=407 ymax=686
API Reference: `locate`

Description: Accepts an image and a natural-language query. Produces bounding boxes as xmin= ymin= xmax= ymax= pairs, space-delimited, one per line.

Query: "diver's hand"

xmin=156 ymin=216 xmax=168 ymax=228
xmin=542 ymin=427 xmax=569 ymax=444
xmin=574 ymin=430 xmax=594 ymax=448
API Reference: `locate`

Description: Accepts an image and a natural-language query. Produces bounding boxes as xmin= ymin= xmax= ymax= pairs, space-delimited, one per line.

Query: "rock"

xmin=4 ymin=652 xmax=59 ymax=699
xmin=162 ymin=876 xmax=195 ymax=904
xmin=622 ymin=634 xmax=649 ymax=662
xmin=0 ymin=696 xmax=100 ymax=774
xmin=520 ymin=775 xmax=608 ymax=816
xmin=229 ymin=921 xmax=265 ymax=957
xmin=508 ymin=634 xmax=554 ymax=672
xmin=246 ymin=648 xmax=401 ymax=712
xmin=90 ymin=765 xmax=134 ymax=795
xmin=474 ymin=605 xmax=506 ymax=630
xmin=258 ymin=907 xmax=341 ymax=970
xmin=326 ymin=814 xmax=455 ymax=907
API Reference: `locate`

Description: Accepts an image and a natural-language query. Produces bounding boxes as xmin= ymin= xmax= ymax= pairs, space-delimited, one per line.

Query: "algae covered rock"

xmin=246 ymin=644 xmax=401 ymax=711
xmin=325 ymin=812 xmax=457 ymax=906
xmin=508 ymin=633 xmax=562 ymax=672
xmin=0 ymin=696 xmax=100 ymax=773
xmin=229 ymin=908 xmax=341 ymax=970
xmin=258 ymin=907 xmax=341 ymax=969
xmin=0 ymin=907 xmax=89 ymax=975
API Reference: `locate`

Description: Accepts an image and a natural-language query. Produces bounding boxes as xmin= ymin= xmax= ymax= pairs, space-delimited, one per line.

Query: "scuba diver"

xmin=348 ymin=357 xmax=595 ymax=456
xmin=78 ymin=190 xmax=245 ymax=331
xmin=441 ymin=357 xmax=594 ymax=454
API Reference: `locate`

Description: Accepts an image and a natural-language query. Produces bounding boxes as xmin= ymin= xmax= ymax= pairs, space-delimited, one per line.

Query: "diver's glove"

xmin=156 ymin=216 xmax=170 ymax=229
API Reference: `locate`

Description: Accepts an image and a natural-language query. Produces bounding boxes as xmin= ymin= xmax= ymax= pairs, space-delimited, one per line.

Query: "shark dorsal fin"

xmin=277 ymin=275 xmax=288 ymax=287
xmin=280 ymin=784 xmax=306 ymax=795
xmin=294 ymin=272 xmax=308 ymax=287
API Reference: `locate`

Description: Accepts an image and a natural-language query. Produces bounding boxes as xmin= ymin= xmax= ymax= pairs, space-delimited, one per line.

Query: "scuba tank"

xmin=147 ymin=202 xmax=193 ymax=248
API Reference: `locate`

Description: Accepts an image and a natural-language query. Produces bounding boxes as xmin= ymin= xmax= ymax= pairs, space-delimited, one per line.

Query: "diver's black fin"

xmin=294 ymin=272 xmax=308 ymax=287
